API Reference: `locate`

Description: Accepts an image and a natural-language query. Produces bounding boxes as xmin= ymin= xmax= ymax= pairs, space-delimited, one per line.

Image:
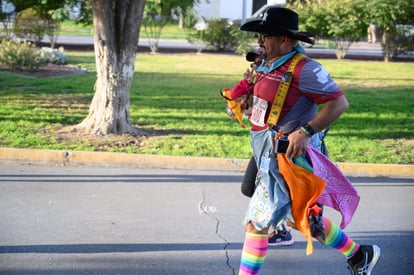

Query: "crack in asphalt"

xmin=199 ymin=187 xmax=236 ymax=275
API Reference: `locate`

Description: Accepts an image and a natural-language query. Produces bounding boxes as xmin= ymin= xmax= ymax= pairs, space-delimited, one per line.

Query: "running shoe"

xmin=347 ymin=245 xmax=381 ymax=275
xmin=268 ymin=230 xmax=294 ymax=246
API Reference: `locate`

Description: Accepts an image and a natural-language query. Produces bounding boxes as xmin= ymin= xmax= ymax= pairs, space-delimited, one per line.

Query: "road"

xmin=1 ymin=164 xmax=413 ymax=274
xmin=43 ymin=35 xmax=404 ymax=60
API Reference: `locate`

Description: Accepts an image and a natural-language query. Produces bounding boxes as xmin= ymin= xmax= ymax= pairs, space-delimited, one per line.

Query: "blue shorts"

xmin=244 ymin=129 xmax=323 ymax=230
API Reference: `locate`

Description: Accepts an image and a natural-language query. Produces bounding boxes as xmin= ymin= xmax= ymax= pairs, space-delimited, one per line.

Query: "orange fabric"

xmin=277 ymin=154 xmax=326 ymax=255
xmin=222 ymin=88 xmax=245 ymax=128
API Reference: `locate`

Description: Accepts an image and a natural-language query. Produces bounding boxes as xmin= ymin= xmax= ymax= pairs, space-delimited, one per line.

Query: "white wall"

xmin=194 ymin=0 xmax=286 ymax=21
xmin=268 ymin=0 xmax=286 ymax=5
xmin=194 ymin=0 xmax=253 ymax=21
xmin=194 ymin=0 xmax=218 ymax=20
xmin=220 ymin=0 xmax=253 ymax=21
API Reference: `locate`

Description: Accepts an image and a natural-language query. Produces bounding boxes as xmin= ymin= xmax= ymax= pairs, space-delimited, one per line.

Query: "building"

xmin=194 ymin=0 xmax=286 ymax=22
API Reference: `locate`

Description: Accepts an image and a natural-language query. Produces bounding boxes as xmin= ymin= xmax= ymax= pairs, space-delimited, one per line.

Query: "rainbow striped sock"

xmin=239 ymin=232 xmax=268 ymax=275
xmin=323 ymin=216 xmax=360 ymax=258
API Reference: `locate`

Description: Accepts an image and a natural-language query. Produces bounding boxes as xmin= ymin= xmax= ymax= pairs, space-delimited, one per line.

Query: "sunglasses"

xmin=258 ymin=33 xmax=273 ymax=41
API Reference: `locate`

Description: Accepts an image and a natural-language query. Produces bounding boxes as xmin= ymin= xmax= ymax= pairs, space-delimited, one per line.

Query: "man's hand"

xmin=284 ymin=95 xmax=349 ymax=158
xmin=286 ymin=129 xmax=309 ymax=158
xmin=243 ymin=68 xmax=256 ymax=84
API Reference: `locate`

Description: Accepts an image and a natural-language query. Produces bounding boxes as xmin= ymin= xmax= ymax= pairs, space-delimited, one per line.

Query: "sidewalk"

xmin=1 ymin=147 xmax=413 ymax=179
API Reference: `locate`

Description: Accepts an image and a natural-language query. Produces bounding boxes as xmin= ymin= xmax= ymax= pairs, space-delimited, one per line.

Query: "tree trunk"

xmin=179 ymin=12 xmax=184 ymax=29
xmin=76 ymin=0 xmax=146 ymax=136
xmin=381 ymin=30 xmax=390 ymax=62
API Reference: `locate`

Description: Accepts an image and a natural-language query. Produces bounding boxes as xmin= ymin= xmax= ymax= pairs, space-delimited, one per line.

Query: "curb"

xmin=1 ymin=147 xmax=413 ymax=179
xmin=0 ymin=147 xmax=248 ymax=173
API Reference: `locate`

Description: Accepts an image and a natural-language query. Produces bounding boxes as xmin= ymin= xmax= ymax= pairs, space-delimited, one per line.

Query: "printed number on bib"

xmin=250 ymin=96 xmax=268 ymax=127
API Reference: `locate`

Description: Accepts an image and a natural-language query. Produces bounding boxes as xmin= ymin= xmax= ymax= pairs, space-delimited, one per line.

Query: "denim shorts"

xmin=244 ymin=129 xmax=323 ymax=230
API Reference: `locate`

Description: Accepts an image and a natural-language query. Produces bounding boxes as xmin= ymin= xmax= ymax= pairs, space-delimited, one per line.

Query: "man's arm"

xmin=308 ymin=95 xmax=349 ymax=133
xmin=286 ymin=95 xmax=349 ymax=158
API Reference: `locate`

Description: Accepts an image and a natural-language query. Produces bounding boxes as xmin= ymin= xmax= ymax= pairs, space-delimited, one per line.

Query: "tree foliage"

xmin=13 ymin=7 xmax=61 ymax=46
xmin=2 ymin=0 xmax=70 ymax=45
xmin=289 ymin=0 xmax=414 ymax=61
xmin=7 ymin=0 xmax=70 ymax=21
xmin=367 ymin=0 xmax=414 ymax=61
xmin=289 ymin=0 xmax=368 ymax=59
xmin=142 ymin=0 xmax=201 ymax=53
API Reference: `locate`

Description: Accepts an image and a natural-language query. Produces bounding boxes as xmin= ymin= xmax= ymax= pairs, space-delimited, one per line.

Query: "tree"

xmin=75 ymin=0 xmax=146 ymax=135
xmin=142 ymin=0 xmax=169 ymax=54
xmin=1 ymin=0 xmax=66 ymax=42
xmin=5 ymin=0 xmax=200 ymax=136
xmin=1 ymin=0 xmax=15 ymax=39
xmin=320 ymin=0 xmax=367 ymax=59
xmin=289 ymin=0 xmax=368 ymax=59
xmin=367 ymin=0 xmax=414 ymax=62
xmin=1 ymin=0 xmax=70 ymax=46
xmin=13 ymin=7 xmax=60 ymax=47
xmin=290 ymin=0 xmax=414 ymax=62
xmin=143 ymin=0 xmax=200 ymax=53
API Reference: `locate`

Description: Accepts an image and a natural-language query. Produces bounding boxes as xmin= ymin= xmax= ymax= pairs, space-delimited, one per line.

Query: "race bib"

xmin=250 ymin=96 xmax=268 ymax=127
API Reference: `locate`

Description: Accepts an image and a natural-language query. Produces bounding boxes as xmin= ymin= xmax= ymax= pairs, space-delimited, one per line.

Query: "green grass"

xmin=59 ymin=20 xmax=94 ymax=36
xmin=59 ymin=20 xmax=188 ymax=39
xmin=0 ymin=53 xmax=413 ymax=164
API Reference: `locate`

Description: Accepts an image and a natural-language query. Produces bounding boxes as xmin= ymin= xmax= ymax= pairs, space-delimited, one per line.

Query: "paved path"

xmin=1 ymin=164 xmax=413 ymax=274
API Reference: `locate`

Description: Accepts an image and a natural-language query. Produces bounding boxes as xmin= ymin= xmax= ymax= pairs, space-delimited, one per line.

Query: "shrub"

xmin=188 ymin=21 xmax=256 ymax=55
xmin=0 ymin=39 xmax=46 ymax=71
xmin=183 ymin=7 xmax=198 ymax=29
xmin=201 ymin=19 xmax=238 ymax=51
xmin=231 ymin=27 xmax=256 ymax=55
xmin=39 ymin=47 xmax=67 ymax=65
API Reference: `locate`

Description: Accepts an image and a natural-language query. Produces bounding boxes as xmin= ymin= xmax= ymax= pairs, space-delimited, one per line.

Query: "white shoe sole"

xmin=268 ymin=239 xmax=294 ymax=246
xmin=367 ymin=245 xmax=381 ymax=275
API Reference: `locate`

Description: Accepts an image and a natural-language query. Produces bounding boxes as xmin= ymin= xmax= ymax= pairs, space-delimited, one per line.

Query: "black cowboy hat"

xmin=240 ymin=6 xmax=314 ymax=45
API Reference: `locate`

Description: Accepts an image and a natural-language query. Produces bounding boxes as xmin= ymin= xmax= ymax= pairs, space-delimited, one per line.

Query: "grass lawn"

xmin=59 ymin=20 xmax=189 ymax=39
xmin=0 ymin=52 xmax=413 ymax=164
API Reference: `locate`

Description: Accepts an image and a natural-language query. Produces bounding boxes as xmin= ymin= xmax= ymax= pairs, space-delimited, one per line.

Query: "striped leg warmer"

xmin=239 ymin=233 xmax=268 ymax=275
xmin=323 ymin=216 xmax=360 ymax=258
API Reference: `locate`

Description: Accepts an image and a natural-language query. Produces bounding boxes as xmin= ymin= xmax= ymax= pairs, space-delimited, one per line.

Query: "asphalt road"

xmin=40 ymin=35 xmax=414 ymax=61
xmin=1 ymin=164 xmax=413 ymax=274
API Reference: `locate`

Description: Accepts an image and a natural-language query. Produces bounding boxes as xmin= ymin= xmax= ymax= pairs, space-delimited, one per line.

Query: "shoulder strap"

xmin=267 ymin=53 xmax=306 ymax=127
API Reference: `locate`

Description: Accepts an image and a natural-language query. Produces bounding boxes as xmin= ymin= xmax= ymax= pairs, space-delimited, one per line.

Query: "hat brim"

xmin=240 ymin=20 xmax=315 ymax=45
xmin=294 ymin=33 xmax=315 ymax=45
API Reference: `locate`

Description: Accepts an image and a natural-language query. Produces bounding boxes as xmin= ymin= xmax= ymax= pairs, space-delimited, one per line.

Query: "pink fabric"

xmin=306 ymin=145 xmax=360 ymax=229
